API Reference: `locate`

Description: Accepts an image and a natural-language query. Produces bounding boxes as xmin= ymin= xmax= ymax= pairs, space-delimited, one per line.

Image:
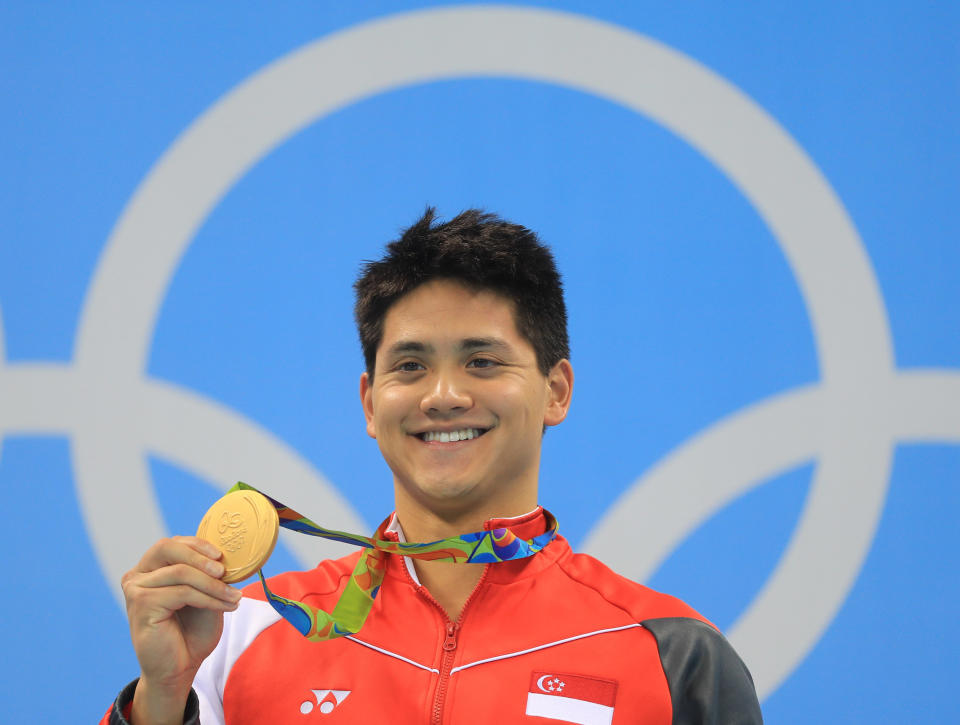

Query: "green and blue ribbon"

xmin=228 ymin=482 xmax=558 ymax=641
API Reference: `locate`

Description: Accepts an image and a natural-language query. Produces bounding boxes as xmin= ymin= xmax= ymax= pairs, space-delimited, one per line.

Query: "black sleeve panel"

xmin=642 ymin=617 xmax=763 ymax=725
xmin=105 ymin=679 xmax=200 ymax=725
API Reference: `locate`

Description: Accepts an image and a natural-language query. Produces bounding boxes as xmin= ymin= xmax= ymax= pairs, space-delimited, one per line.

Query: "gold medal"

xmin=196 ymin=489 xmax=279 ymax=583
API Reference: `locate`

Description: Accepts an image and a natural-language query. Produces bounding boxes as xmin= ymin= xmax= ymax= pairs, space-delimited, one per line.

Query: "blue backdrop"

xmin=1 ymin=2 xmax=958 ymax=721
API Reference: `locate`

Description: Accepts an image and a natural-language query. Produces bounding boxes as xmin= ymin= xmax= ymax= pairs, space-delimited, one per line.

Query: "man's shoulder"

xmin=240 ymin=548 xmax=363 ymax=603
xmin=551 ymin=544 xmax=709 ymax=626
xmin=549 ymin=545 xmax=763 ymax=722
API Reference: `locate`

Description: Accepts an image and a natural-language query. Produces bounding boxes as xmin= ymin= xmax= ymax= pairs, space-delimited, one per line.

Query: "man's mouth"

xmin=417 ymin=427 xmax=489 ymax=443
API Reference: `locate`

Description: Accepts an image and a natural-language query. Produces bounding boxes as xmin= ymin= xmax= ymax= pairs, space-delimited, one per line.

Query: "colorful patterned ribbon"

xmin=228 ymin=482 xmax=559 ymax=641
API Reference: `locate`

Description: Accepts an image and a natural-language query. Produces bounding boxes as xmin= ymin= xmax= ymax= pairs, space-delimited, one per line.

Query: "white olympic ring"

xmin=1 ymin=6 xmax=959 ymax=700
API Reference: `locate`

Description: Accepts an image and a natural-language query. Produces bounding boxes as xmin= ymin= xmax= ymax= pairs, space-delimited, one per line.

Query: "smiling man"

xmin=361 ymin=280 xmax=565 ymax=523
xmin=105 ymin=209 xmax=763 ymax=724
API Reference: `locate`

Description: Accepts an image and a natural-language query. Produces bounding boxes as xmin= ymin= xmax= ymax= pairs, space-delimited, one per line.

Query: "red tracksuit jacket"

xmin=103 ymin=508 xmax=762 ymax=724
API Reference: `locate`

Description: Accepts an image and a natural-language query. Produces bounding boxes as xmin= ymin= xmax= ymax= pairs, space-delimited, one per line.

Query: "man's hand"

xmin=121 ymin=536 xmax=242 ymax=725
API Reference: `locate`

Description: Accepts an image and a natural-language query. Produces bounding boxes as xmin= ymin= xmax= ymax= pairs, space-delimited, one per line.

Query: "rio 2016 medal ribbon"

xmin=205 ymin=481 xmax=559 ymax=643
xmin=196 ymin=489 xmax=279 ymax=583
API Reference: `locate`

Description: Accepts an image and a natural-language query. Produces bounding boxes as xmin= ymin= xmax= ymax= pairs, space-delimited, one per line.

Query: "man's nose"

xmin=420 ymin=368 xmax=472 ymax=414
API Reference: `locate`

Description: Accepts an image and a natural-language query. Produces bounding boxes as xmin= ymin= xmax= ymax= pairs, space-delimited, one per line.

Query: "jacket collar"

xmin=382 ymin=507 xmax=562 ymax=585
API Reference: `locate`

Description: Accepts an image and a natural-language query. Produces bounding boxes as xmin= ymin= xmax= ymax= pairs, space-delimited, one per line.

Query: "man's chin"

xmin=420 ymin=480 xmax=482 ymax=504
xmin=403 ymin=477 xmax=487 ymax=513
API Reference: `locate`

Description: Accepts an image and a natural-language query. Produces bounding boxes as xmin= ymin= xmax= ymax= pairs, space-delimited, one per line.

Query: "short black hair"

xmin=354 ymin=207 xmax=569 ymax=378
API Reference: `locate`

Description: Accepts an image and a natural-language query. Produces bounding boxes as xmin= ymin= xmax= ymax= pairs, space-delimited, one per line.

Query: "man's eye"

xmin=467 ymin=358 xmax=498 ymax=369
xmin=396 ymin=361 xmax=424 ymax=372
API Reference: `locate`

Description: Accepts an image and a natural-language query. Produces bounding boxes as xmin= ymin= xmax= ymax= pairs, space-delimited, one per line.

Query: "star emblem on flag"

xmin=546 ymin=677 xmax=565 ymax=692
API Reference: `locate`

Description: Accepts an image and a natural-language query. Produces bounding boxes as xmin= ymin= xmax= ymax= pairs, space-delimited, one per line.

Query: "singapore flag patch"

xmin=525 ymin=672 xmax=617 ymax=725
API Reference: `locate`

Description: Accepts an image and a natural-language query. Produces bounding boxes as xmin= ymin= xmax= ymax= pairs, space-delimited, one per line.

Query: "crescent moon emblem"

xmin=536 ymin=675 xmax=553 ymax=692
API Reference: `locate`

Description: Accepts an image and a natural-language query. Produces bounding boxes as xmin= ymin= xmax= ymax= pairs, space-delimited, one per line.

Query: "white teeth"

xmin=422 ymin=428 xmax=482 ymax=443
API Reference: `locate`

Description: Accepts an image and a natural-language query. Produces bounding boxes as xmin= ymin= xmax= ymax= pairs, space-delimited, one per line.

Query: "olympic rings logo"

xmin=1 ymin=6 xmax=957 ymax=700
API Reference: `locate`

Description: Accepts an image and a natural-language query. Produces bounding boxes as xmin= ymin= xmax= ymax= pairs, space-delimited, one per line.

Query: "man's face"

xmin=360 ymin=279 xmax=572 ymax=521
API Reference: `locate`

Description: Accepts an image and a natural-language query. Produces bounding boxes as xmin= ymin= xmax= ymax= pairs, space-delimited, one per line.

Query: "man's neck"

xmin=392 ymin=491 xmax=539 ymax=621
xmin=412 ymin=558 xmax=486 ymax=621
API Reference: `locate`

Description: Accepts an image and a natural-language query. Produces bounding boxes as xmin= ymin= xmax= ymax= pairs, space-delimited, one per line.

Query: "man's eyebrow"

xmin=385 ymin=337 xmax=512 ymax=355
xmin=460 ymin=337 xmax=512 ymax=352
xmin=386 ymin=340 xmax=434 ymax=356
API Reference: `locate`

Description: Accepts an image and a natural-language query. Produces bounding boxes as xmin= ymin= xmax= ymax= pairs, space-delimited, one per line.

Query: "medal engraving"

xmin=217 ymin=511 xmax=243 ymax=533
xmin=220 ymin=526 xmax=247 ymax=552
xmin=217 ymin=511 xmax=247 ymax=551
xmin=196 ymin=491 xmax=279 ymax=583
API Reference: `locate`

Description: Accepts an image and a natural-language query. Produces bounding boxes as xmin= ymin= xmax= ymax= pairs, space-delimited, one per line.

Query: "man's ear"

xmin=359 ymin=372 xmax=377 ymax=439
xmin=543 ymin=359 xmax=574 ymax=428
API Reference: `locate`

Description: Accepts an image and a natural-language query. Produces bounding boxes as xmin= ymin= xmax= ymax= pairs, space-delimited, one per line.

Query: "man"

xmin=104 ymin=209 xmax=763 ymax=724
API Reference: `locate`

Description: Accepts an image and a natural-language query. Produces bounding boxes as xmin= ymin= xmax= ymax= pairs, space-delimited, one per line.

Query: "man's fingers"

xmin=131 ymin=583 xmax=241 ymax=618
xmin=131 ymin=537 xmax=225 ymax=580
xmin=173 ymin=535 xmax=224 ymax=560
xmin=126 ymin=562 xmax=242 ymax=607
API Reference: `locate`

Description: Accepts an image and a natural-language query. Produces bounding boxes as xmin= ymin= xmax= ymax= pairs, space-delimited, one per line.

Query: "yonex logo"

xmin=299 ymin=689 xmax=350 ymax=715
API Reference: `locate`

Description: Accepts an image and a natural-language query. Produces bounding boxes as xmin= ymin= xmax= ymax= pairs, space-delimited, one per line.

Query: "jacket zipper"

xmin=431 ymin=620 xmax=460 ymax=725
xmin=416 ymin=567 xmax=489 ymax=725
